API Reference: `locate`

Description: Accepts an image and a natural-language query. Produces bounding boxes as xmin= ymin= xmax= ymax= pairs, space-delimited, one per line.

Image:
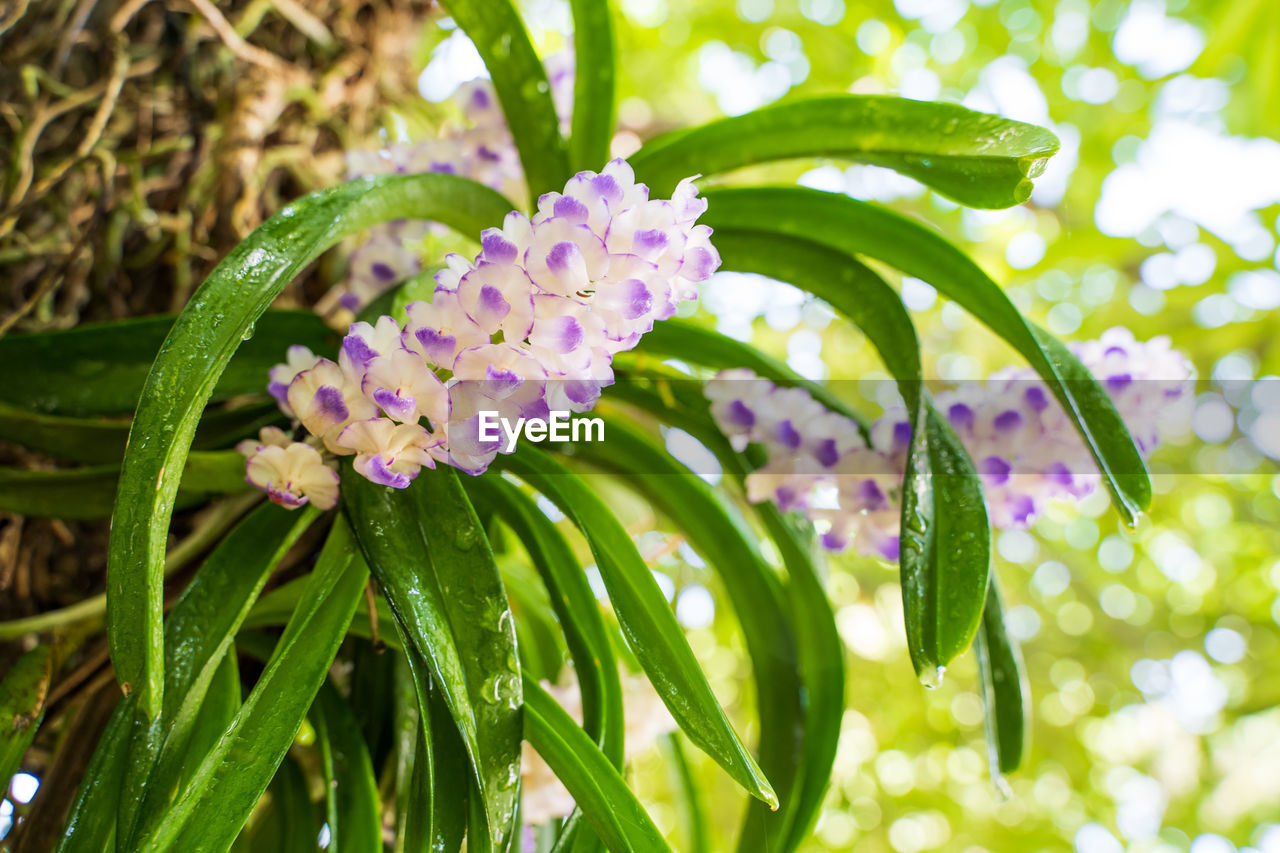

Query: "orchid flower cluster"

xmin=240 ymin=159 xmax=718 ymax=509
xmin=707 ymin=328 xmax=1192 ymax=559
xmin=338 ymin=57 xmax=575 ymax=312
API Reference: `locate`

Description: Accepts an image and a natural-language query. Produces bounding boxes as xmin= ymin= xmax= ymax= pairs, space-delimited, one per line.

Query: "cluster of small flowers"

xmin=521 ymin=672 xmax=675 ymax=826
xmin=706 ymin=374 xmax=908 ymax=560
xmin=937 ymin=327 xmax=1192 ymax=527
xmin=240 ymin=160 xmax=718 ymax=508
xmin=706 ymin=329 xmax=1192 ymax=558
xmin=338 ymin=57 xmax=575 ymax=312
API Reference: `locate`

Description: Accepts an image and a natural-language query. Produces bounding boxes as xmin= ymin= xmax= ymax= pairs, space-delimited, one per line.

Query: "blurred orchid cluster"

xmin=707 ymin=329 xmax=1193 ymax=559
xmin=336 ymin=57 xmax=575 ymax=312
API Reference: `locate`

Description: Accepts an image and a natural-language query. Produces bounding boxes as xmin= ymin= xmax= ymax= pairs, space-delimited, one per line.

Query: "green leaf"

xmin=570 ymin=417 xmax=803 ymax=841
xmin=0 ymin=450 xmax=248 ymax=520
xmin=1 ymin=645 xmax=52 ymax=789
xmin=701 ymin=187 xmax=1151 ymax=526
xmin=595 ymin=378 xmax=844 ymax=853
xmin=499 ymin=554 xmax=568 ymax=681
xmin=313 ymin=682 xmax=382 ymax=853
xmin=235 ymin=756 xmax=317 ymax=853
xmin=105 ymin=172 xmax=511 ymax=719
xmin=387 ymin=632 xmax=469 ymax=853
xmin=347 ymin=639 xmax=398 ymax=773
xmin=665 ymin=735 xmax=711 ymax=853
xmin=122 ymin=501 xmax=317 ymax=842
xmin=391 ymin=654 xmax=424 ymax=853
xmin=135 ymin=517 xmax=366 ymax=852
xmin=899 ymin=413 xmax=991 ymax=676
xmin=244 ymin=575 xmax=398 ymax=646
xmin=178 ymin=650 xmax=241 ymax=791
xmin=386 ymin=620 xmax=440 ymax=853
xmin=756 ymin=510 xmax=844 ymax=853
xmin=425 ymin=679 xmax=471 ymax=853
xmin=523 ymin=676 xmax=673 ymax=853
xmin=465 ymin=475 xmax=621 ymax=853
xmin=57 ymin=699 xmax=135 ymax=853
xmin=0 ymin=400 xmax=283 ymax=465
xmin=567 ymin=0 xmax=617 ymax=172
xmin=404 ymin=723 xmax=434 ymax=853
xmin=440 ymin=0 xmax=570 ymax=197
xmin=710 ymin=228 xmax=989 ymax=676
xmin=0 ymin=403 xmax=132 ymax=463
xmin=344 ymin=466 xmax=522 ymax=853
xmin=464 ymin=475 xmax=624 ymax=765
xmin=0 ymin=311 xmax=336 ymax=417
xmin=974 ymin=575 xmax=1030 ymax=778
xmin=496 ymin=447 xmax=777 ymax=809
xmin=628 ymin=95 xmax=1059 ymax=209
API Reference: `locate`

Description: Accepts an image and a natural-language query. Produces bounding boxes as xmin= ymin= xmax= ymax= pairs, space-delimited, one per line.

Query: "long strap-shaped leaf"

xmin=523 ymin=676 xmax=673 ymax=853
xmin=59 ymin=506 xmax=304 ymax=850
xmin=178 ymin=650 xmax=241 ymax=792
xmin=0 ymin=310 xmax=335 ymax=417
xmin=701 ymin=187 xmax=1151 ymax=527
xmin=105 ymin=173 xmax=511 ymax=719
xmin=234 ymin=755 xmax=317 ymax=852
xmin=387 ymin=616 xmax=452 ymax=853
xmin=440 ymin=0 xmax=570 ymax=197
xmin=497 ymin=447 xmax=778 ymax=809
xmin=117 ymin=504 xmax=320 ymax=846
xmin=0 ymin=645 xmax=52 ymax=789
xmin=572 ymin=416 xmax=803 ymax=848
xmin=567 ymin=0 xmax=617 ymax=172
xmin=313 ymin=682 xmax=383 ymax=853
xmin=464 ymin=475 xmax=624 ymax=766
xmin=344 ymin=466 xmax=522 ymax=853
xmin=0 ymin=449 xmax=247 ymax=520
xmin=58 ymin=698 xmax=135 ymax=852
xmin=974 ymin=574 xmax=1029 ymax=779
xmin=754 ymin=508 xmax=844 ymax=852
xmin=0 ymin=400 xmax=281 ymax=465
xmin=135 ymin=518 xmax=365 ymax=851
xmin=465 ymin=475 xmax=621 ymax=853
xmin=601 ymin=377 xmax=843 ymax=853
xmin=628 ymin=95 xmax=1059 ymax=209
xmin=711 ymin=229 xmax=990 ymax=676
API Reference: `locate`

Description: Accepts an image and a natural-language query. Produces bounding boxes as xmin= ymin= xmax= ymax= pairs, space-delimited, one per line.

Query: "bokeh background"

xmin=4 ymin=0 xmax=1279 ymax=850
xmin=572 ymin=2 xmax=1280 ymax=850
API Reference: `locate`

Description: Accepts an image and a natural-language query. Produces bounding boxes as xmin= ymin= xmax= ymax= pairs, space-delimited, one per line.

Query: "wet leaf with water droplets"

xmin=975 ymin=575 xmax=1030 ymax=780
xmin=344 ymin=466 xmax=521 ymax=853
xmin=710 ymin=229 xmax=991 ymax=680
xmin=497 ymin=447 xmax=778 ymax=810
xmin=629 ymin=95 xmax=1059 ymax=209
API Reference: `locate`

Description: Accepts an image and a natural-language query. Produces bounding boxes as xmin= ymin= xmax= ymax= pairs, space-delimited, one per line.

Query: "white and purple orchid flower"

xmin=237 ymin=428 xmax=340 ymax=511
xmin=249 ymin=159 xmax=718 ymax=505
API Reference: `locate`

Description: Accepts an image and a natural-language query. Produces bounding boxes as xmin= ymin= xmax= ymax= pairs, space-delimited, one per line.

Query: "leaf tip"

xmin=919 ymin=664 xmax=945 ymax=689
